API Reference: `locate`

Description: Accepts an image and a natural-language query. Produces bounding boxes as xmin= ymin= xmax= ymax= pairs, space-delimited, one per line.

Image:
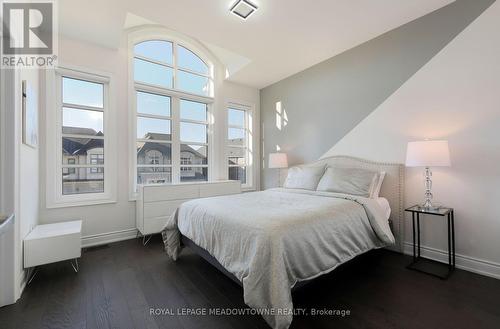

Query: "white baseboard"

xmin=403 ymin=242 xmax=500 ymax=280
xmin=81 ymin=228 xmax=138 ymax=248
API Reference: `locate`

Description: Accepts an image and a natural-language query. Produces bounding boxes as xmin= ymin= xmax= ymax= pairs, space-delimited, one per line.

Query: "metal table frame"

xmin=406 ymin=206 xmax=455 ymax=279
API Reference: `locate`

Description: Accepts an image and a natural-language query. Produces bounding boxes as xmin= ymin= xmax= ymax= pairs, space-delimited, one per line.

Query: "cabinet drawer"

xmin=24 ymin=233 xmax=81 ymax=268
xmin=143 ymin=216 xmax=169 ymax=235
xmin=144 ymin=185 xmax=199 ymax=202
xmin=144 ymin=199 xmax=190 ymax=218
xmin=199 ymin=182 xmax=240 ymax=197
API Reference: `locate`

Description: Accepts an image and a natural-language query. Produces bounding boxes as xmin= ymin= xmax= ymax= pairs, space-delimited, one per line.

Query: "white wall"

xmin=0 ymin=63 xmax=20 ymax=304
xmin=324 ymin=2 xmax=500 ymax=278
xmin=39 ymin=33 xmax=260 ymax=245
xmin=0 ymin=64 xmax=40 ymax=300
xmin=17 ymin=68 xmax=40 ymax=294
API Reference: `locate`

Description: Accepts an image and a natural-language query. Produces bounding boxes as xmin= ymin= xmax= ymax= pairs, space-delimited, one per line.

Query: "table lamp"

xmin=268 ymin=153 xmax=288 ymax=187
xmin=406 ymin=140 xmax=451 ymax=210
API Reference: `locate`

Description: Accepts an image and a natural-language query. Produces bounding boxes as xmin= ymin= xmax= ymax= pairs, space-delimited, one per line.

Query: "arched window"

xmin=133 ymin=40 xmax=211 ymax=96
xmin=132 ymin=35 xmax=213 ymax=188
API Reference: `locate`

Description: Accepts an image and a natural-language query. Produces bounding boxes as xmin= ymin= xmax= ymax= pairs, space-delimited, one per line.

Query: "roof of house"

xmin=62 ymin=127 xmax=104 ymax=155
xmin=62 ymin=129 xmax=205 ymax=159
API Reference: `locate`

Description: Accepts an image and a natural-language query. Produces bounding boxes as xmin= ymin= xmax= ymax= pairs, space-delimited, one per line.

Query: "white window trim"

xmin=128 ymin=28 xmax=217 ymax=199
xmin=45 ymin=64 xmax=117 ymax=208
xmin=226 ymin=101 xmax=256 ymax=190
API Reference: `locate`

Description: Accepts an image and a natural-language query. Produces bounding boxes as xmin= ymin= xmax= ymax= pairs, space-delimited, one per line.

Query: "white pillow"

xmin=370 ymin=171 xmax=386 ymax=198
xmin=283 ymin=165 xmax=325 ymax=190
xmin=316 ymin=166 xmax=378 ymax=197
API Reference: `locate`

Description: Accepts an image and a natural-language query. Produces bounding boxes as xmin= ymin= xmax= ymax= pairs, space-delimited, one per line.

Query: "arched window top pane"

xmin=177 ymin=45 xmax=209 ymax=75
xmin=134 ymin=40 xmax=173 ymax=65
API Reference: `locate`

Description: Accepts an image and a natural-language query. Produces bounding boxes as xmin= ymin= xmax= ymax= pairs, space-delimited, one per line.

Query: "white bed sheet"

xmin=376 ymin=197 xmax=391 ymax=220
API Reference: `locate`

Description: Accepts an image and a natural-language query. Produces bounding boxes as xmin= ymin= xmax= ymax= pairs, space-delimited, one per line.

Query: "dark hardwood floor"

xmin=1 ymin=235 xmax=499 ymax=329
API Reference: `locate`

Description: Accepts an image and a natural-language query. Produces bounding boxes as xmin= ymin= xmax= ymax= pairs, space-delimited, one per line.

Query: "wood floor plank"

xmin=2 ymin=237 xmax=500 ymax=329
xmin=117 ymin=267 xmax=159 ymax=329
xmin=39 ymin=264 xmax=86 ymax=329
xmin=161 ymin=259 xmax=236 ymax=329
xmin=12 ymin=268 xmax=55 ymax=329
xmin=135 ymin=270 xmax=185 ymax=329
xmin=175 ymin=253 xmax=267 ymax=329
xmin=100 ymin=262 xmax=136 ymax=329
xmin=82 ymin=249 xmax=113 ymax=329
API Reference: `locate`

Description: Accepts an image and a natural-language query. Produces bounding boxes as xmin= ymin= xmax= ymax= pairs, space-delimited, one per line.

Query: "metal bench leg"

xmin=71 ymin=258 xmax=79 ymax=273
xmin=142 ymin=235 xmax=152 ymax=246
xmin=27 ymin=267 xmax=38 ymax=285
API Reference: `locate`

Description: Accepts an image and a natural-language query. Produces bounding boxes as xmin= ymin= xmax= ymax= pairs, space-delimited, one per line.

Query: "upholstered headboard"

xmin=306 ymin=155 xmax=405 ymax=252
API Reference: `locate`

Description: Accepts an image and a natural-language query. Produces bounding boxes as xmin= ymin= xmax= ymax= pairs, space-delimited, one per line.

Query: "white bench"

xmin=24 ymin=220 xmax=82 ymax=275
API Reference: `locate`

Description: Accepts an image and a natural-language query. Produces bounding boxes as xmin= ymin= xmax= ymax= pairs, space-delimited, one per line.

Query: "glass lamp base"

xmin=421 ymin=167 xmax=438 ymax=210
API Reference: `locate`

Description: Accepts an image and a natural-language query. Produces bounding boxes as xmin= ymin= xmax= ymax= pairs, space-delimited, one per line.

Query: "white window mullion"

xmin=172 ymin=41 xmax=178 ymax=90
xmin=171 ymin=97 xmax=181 ymax=183
xmin=135 ymin=82 xmax=214 ymax=104
xmin=55 ymin=74 xmax=64 ymax=200
xmin=103 ymin=81 xmax=111 ymax=197
xmin=62 ymin=164 xmax=105 ymax=168
xmin=136 ymin=113 xmax=171 ymax=121
xmin=136 ymin=139 xmax=172 ymax=144
xmin=177 ymin=67 xmax=210 ymax=78
xmin=134 ymin=54 xmax=174 ymax=69
xmin=61 ymin=133 xmax=105 ymax=140
xmin=179 ymin=118 xmax=208 ymax=125
xmin=245 ymin=109 xmax=250 ymax=169
xmin=207 ymin=102 xmax=214 ymax=181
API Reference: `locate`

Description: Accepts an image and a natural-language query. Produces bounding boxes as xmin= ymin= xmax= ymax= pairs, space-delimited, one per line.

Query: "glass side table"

xmin=405 ymin=205 xmax=455 ymax=279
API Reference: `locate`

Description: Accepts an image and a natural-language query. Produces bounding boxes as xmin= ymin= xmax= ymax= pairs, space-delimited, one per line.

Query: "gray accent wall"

xmin=260 ymin=0 xmax=495 ymax=189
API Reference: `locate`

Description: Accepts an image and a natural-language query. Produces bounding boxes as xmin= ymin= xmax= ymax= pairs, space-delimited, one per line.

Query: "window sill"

xmin=46 ymin=198 xmax=117 ymax=209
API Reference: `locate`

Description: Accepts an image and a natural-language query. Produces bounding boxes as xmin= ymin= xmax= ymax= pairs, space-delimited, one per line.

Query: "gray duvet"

xmin=162 ymin=188 xmax=395 ymax=329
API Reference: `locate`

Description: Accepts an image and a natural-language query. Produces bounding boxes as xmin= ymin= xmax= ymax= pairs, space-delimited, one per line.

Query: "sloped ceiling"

xmin=259 ymin=0 xmax=495 ymax=188
xmin=59 ymin=0 xmax=454 ymax=88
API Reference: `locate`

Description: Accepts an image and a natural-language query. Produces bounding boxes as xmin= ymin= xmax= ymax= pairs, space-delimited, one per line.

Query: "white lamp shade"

xmin=406 ymin=140 xmax=451 ymax=167
xmin=268 ymin=153 xmax=288 ymax=169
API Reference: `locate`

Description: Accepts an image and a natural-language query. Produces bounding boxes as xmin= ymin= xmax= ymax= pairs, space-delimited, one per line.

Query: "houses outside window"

xmin=63 ymin=158 xmax=76 ymax=175
xmin=90 ymin=155 xmax=104 ymax=173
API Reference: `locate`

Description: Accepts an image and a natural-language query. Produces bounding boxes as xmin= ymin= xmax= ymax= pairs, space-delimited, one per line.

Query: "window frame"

xmin=46 ymin=65 xmax=117 ymax=208
xmin=136 ymin=90 xmax=173 ymax=184
xmin=133 ymin=39 xmax=213 ymax=98
xmin=179 ymin=99 xmax=209 ymax=182
xmin=226 ymin=102 xmax=254 ymax=190
xmin=128 ymin=30 xmax=215 ymax=198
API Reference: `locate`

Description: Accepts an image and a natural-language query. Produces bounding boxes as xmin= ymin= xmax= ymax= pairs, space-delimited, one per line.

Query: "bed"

xmin=162 ymin=156 xmax=404 ymax=329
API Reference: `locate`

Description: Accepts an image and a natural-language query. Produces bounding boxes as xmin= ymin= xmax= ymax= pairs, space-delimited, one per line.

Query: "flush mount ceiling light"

xmin=230 ymin=0 xmax=258 ymax=20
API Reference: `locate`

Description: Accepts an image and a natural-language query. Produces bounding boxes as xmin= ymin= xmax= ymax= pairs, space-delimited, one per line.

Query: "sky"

xmin=63 ymin=42 xmax=243 ymax=146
